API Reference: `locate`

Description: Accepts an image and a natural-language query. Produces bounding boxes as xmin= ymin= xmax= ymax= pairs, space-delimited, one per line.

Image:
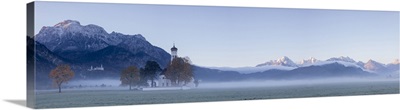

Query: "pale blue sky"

xmin=35 ymin=1 xmax=399 ymax=67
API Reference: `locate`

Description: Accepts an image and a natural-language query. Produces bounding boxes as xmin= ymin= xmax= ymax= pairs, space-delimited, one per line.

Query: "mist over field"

xmin=198 ymin=77 xmax=399 ymax=89
xmin=48 ymin=76 xmax=399 ymax=92
xmin=65 ymin=79 xmax=121 ymax=87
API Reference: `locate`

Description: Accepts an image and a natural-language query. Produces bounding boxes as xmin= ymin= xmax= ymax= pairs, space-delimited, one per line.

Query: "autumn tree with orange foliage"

xmin=49 ymin=64 xmax=74 ymax=93
xmin=165 ymin=57 xmax=193 ymax=86
xmin=120 ymin=66 xmax=140 ymax=90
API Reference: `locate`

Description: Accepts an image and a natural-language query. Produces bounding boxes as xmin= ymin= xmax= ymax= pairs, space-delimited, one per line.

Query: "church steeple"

xmin=171 ymin=43 xmax=178 ymax=61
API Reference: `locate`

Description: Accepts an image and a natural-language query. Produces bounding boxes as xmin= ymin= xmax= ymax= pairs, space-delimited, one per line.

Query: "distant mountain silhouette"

xmin=193 ymin=63 xmax=374 ymax=82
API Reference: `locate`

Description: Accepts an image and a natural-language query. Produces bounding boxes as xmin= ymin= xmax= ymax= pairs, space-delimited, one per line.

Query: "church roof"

xmin=171 ymin=44 xmax=178 ymax=51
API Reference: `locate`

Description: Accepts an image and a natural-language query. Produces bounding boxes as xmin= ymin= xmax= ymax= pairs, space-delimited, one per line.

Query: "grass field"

xmin=35 ymin=80 xmax=399 ymax=108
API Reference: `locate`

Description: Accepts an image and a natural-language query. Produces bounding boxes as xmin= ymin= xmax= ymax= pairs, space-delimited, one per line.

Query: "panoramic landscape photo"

xmin=28 ymin=1 xmax=399 ymax=108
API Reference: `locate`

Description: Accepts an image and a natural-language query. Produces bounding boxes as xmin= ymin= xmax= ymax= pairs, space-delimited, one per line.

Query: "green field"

xmin=35 ymin=81 xmax=399 ymax=108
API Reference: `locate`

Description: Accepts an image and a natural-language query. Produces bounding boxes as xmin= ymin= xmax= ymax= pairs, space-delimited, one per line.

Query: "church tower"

xmin=171 ymin=43 xmax=178 ymax=61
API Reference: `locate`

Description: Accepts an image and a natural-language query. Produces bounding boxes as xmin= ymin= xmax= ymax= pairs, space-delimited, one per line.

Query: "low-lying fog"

xmin=199 ymin=78 xmax=399 ymax=89
xmin=65 ymin=79 xmax=121 ymax=87
xmin=60 ymin=77 xmax=399 ymax=90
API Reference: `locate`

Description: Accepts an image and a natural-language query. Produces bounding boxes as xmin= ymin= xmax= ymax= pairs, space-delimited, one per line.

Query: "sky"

xmin=35 ymin=1 xmax=399 ymax=67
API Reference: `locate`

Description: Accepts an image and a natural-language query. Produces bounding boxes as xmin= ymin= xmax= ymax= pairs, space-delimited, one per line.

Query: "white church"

xmin=147 ymin=44 xmax=195 ymax=87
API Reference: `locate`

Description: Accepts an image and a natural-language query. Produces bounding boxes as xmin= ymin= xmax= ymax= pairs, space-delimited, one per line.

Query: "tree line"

xmin=120 ymin=57 xmax=194 ymax=90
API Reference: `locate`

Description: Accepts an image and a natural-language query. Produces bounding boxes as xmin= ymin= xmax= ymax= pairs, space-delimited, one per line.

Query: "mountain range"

xmin=250 ymin=56 xmax=399 ymax=74
xmin=199 ymin=56 xmax=398 ymax=82
xmin=195 ymin=62 xmax=376 ymax=82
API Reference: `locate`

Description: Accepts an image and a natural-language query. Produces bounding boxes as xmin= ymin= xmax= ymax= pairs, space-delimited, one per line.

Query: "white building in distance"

xmin=88 ymin=64 xmax=104 ymax=71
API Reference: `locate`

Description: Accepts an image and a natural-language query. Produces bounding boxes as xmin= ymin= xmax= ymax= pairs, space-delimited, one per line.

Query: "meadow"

xmin=35 ymin=80 xmax=399 ymax=108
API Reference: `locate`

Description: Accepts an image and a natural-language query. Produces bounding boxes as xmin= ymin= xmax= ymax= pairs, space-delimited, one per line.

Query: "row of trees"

xmin=120 ymin=57 xmax=193 ymax=90
xmin=120 ymin=61 xmax=162 ymax=90
xmin=48 ymin=57 xmax=194 ymax=92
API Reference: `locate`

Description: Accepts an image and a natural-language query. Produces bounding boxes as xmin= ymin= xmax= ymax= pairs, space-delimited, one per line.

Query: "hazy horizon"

xmin=35 ymin=2 xmax=399 ymax=67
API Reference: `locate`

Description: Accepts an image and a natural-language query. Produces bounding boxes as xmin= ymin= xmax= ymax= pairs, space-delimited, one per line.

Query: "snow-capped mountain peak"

xmin=363 ymin=59 xmax=386 ymax=72
xmin=256 ymin=56 xmax=297 ymax=67
xmin=299 ymin=57 xmax=319 ymax=65
xmin=38 ymin=20 xmax=108 ymax=39
xmin=54 ymin=20 xmax=81 ymax=28
xmin=277 ymin=56 xmax=290 ymax=62
xmin=365 ymin=59 xmax=384 ymax=65
xmin=35 ymin=20 xmax=112 ymax=52
xmin=326 ymin=56 xmax=356 ymax=63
